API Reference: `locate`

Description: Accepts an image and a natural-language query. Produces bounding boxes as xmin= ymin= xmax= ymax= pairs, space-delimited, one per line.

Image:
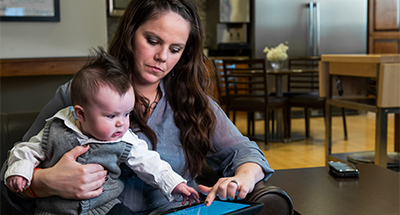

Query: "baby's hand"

xmin=172 ymin=182 xmax=200 ymax=206
xmin=6 ymin=175 xmax=28 ymax=193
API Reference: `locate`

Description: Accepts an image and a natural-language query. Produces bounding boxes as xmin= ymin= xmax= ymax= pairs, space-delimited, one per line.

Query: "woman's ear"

xmin=74 ymin=105 xmax=85 ymax=122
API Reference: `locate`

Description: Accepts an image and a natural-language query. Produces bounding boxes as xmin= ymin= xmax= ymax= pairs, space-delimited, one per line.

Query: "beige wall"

xmin=1 ymin=0 xmax=107 ymax=113
xmin=0 ymin=0 xmax=108 ymax=59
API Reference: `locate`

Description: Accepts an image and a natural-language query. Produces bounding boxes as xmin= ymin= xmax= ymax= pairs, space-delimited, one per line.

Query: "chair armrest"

xmin=244 ymin=180 xmax=293 ymax=215
xmin=196 ymin=164 xmax=294 ymax=215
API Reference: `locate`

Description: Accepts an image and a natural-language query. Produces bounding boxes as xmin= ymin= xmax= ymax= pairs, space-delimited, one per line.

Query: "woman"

xmin=2 ymin=0 xmax=274 ymax=214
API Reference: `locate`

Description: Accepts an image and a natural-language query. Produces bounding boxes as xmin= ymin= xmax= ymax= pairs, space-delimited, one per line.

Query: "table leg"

xmin=395 ymin=113 xmax=399 ymax=152
xmin=275 ymin=75 xmax=283 ymax=97
xmin=375 ymin=108 xmax=388 ymax=167
xmin=274 ymin=75 xmax=284 ymax=141
xmin=325 ymin=100 xmax=332 ymax=165
xmin=276 ymin=110 xmax=285 ymax=140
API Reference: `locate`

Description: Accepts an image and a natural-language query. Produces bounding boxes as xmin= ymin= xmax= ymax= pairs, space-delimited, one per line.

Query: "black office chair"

xmin=222 ymin=58 xmax=289 ymax=150
xmin=287 ymin=56 xmax=348 ymax=140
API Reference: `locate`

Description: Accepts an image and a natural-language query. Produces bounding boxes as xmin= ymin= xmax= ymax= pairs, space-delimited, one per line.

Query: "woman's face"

xmin=132 ymin=11 xmax=191 ymax=86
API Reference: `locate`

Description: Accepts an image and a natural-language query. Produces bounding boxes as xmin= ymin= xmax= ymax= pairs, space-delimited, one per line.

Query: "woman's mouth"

xmin=149 ymin=65 xmax=163 ymax=73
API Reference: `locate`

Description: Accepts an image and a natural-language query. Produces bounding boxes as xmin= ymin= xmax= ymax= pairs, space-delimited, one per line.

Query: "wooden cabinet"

xmin=0 ymin=57 xmax=90 ymax=77
xmin=368 ymin=0 xmax=400 ymax=54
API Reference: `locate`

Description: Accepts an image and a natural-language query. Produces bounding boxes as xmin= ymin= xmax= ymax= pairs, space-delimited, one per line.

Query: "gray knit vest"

xmin=34 ymin=118 xmax=133 ymax=215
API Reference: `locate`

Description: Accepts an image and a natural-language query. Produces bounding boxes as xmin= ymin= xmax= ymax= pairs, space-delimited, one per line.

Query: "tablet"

xmin=162 ymin=200 xmax=264 ymax=215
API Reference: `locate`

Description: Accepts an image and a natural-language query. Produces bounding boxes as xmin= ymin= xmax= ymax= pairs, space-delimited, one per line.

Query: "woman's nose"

xmin=155 ymin=47 xmax=167 ymax=62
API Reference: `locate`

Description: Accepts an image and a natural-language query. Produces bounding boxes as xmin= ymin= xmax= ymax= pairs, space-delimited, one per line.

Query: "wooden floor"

xmin=233 ymin=111 xmax=397 ymax=170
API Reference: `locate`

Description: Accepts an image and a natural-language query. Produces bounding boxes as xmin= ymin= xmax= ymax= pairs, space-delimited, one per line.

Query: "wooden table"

xmin=267 ymin=69 xmax=319 ymax=142
xmin=319 ymin=54 xmax=400 ymax=168
xmin=267 ymin=164 xmax=400 ymax=215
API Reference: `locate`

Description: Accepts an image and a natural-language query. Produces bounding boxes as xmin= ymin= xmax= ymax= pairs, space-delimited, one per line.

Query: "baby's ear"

xmin=73 ymin=105 xmax=85 ymax=122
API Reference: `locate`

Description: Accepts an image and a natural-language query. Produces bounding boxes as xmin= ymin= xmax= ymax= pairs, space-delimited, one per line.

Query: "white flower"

xmin=263 ymin=42 xmax=289 ymax=62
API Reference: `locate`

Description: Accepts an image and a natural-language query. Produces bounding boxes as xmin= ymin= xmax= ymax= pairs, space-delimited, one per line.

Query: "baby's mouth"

xmin=113 ymin=131 xmax=122 ymax=137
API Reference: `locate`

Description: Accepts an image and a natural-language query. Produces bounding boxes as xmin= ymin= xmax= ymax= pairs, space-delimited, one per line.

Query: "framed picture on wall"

xmin=0 ymin=0 xmax=60 ymax=22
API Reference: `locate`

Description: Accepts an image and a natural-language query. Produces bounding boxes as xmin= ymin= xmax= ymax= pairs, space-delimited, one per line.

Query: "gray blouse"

xmin=5 ymin=79 xmax=274 ymax=214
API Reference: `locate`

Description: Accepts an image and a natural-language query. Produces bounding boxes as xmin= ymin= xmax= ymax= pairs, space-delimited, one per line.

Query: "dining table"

xmin=266 ymin=69 xmax=319 ymax=143
xmin=319 ymin=54 xmax=400 ymax=168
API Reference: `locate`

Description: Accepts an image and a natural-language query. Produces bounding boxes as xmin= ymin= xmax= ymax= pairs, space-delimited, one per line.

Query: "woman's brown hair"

xmin=108 ymin=0 xmax=217 ymax=178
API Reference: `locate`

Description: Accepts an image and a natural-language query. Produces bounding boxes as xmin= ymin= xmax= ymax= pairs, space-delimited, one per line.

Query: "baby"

xmin=5 ymin=48 xmax=199 ymax=215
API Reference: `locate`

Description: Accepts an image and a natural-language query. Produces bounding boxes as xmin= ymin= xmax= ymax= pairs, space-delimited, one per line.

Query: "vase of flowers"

xmin=263 ymin=42 xmax=289 ymax=71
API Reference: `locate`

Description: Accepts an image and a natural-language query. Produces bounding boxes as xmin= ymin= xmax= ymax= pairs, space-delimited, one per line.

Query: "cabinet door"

xmin=368 ymin=0 xmax=400 ymax=53
xmin=374 ymin=0 xmax=399 ymax=30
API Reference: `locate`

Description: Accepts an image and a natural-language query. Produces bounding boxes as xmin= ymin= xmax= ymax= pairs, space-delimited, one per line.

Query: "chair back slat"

xmin=287 ymin=56 xmax=320 ymax=92
xmin=222 ymin=59 xmax=269 ymax=106
xmin=213 ymin=59 xmax=235 ymax=105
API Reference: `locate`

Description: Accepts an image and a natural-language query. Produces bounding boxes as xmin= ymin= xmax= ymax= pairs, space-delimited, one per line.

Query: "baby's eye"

xmin=107 ymin=115 xmax=115 ymax=119
xmin=124 ymin=112 xmax=130 ymax=117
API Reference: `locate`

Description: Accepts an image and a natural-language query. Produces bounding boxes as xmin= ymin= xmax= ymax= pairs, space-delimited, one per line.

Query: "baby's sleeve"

xmin=4 ymin=130 xmax=46 ymax=188
xmin=124 ymin=131 xmax=186 ymax=201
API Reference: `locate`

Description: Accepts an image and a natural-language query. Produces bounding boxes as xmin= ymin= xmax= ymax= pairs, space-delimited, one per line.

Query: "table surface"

xmin=321 ymin=54 xmax=400 ymax=63
xmin=267 ymin=164 xmax=400 ymax=215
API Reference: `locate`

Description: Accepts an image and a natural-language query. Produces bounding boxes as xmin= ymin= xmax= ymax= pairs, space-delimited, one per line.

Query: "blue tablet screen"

xmin=165 ymin=201 xmax=251 ymax=215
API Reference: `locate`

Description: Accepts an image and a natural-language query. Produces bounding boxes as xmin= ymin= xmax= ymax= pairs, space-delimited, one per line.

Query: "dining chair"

xmin=287 ymin=56 xmax=348 ymax=140
xmin=213 ymin=59 xmax=238 ymax=122
xmin=222 ymin=58 xmax=289 ymax=150
xmin=214 ymin=59 xmax=276 ymax=140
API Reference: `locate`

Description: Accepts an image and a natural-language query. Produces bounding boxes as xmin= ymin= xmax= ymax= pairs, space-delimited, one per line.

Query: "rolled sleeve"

xmin=4 ymin=160 xmax=35 ymax=188
xmin=1 ymin=161 xmax=35 ymax=212
xmin=157 ymin=171 xmax=187 ymax=202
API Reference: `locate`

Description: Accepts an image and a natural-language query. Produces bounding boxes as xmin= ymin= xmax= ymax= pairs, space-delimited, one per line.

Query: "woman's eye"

xmin=171 ymin=48 xmax=181 ymax=54
xmin=147 ymin=38 xmax=157 ymax=45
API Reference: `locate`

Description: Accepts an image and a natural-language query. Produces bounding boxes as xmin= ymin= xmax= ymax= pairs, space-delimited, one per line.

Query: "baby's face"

xmin=82 ymin=85 xmax=134 ymax=141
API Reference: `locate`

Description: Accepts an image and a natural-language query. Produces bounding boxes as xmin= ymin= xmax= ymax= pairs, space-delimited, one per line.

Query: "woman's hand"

xmin=197 ymin=163 xmax=264 ymax=206
xmin=25 ymin=145 xmax=108 ymax=199
xmin=198 ymin=175 xmax=253 ymax=206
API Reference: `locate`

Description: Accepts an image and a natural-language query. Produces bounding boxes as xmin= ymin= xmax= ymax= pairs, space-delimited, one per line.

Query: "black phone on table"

xmin=328 ymin=161 xmax=359 ymax=177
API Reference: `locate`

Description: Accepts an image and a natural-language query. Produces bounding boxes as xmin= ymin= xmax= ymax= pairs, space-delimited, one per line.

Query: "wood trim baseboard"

xmin=0 ymin=57 xmax=91 ymax=77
